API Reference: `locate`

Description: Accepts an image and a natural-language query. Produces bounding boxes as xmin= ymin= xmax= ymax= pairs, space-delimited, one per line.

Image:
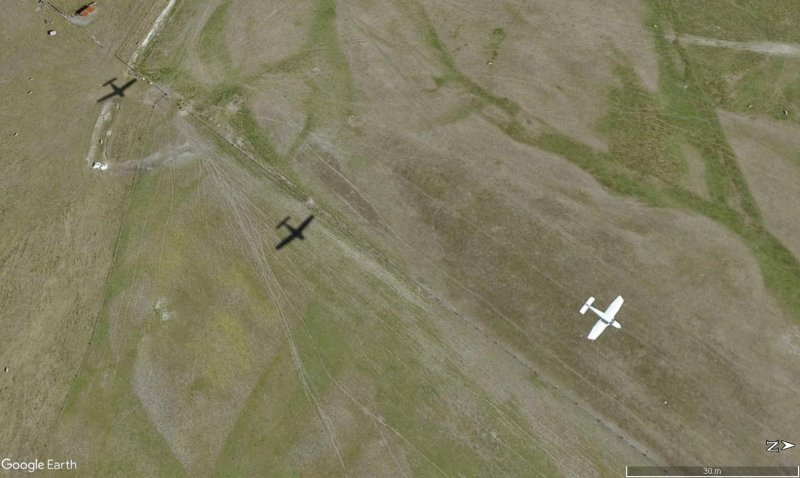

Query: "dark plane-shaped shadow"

xmin=276 ymin=215 xmax=314 ymax=250
xmin=97 ymin=78 xmax=137 ymax=102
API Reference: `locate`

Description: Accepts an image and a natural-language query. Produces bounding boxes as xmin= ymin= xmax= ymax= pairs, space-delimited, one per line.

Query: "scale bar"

xmin=626 ymin=466 xmax=800 ymax=478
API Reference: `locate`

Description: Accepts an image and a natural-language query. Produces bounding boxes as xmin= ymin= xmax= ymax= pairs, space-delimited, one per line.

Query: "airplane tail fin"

xmin=277 ymin=217 xmax=290 ymax=229
xmin=579 ymin=297 xmax=595 ymax=315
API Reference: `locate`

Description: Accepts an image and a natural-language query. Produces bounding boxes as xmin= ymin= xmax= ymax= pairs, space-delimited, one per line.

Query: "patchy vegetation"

xmin=8 ymin=0 xmax=799 ymax=476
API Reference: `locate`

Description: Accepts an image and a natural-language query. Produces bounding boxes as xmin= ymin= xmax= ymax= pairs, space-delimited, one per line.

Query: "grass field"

xmin=3 ymin=0 xmax=800 ymax=476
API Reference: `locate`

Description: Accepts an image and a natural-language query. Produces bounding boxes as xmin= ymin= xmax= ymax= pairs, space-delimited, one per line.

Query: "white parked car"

xmin=91 ymin=161 xmax=108 ymax=171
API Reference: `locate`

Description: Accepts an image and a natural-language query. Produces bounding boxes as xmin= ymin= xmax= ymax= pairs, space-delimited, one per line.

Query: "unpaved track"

xmin=668 ymin=33 xmax=800 ymax=57
xmin=84 ymin=101 xmax=115 ymax=165
xmin=129 ymin=0 xmax=177 ymax=65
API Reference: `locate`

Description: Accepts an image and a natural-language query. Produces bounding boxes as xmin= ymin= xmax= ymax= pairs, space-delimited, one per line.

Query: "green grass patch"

xmin=745 ymin=228 xmax=800 ymax=315
xmin=208 ymin=82 xmax=243 ymax=106
xmin=600 ymin=65 xmax=685 ymax=181
xmin=212 ymin=345 xmax=317 ymax=477
xmin=197 ymin=1 xmax=233 ymax=71
xmin=450 ymin=0 xmax=800 ymax=320
xmin=488 ymin=26 xmax=507 ymax=61
xmin=303 ymin=0 xmax=357 ymax=127
xmin=293 ymin=299 xmax=351 ymax=392
xmin=61 ymin=330 xmax=186 ymax=476
xmin=659 ymin=0 xmax=800 ymax=43
xmin=231 ymin=105 xmax=282 ymax=164
xmin=137 ymin=0 xmax=204 ymax=76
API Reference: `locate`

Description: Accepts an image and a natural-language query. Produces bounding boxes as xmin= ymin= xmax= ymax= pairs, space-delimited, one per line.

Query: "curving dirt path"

xmin=84 ymin=100 xmax=115 ymax=165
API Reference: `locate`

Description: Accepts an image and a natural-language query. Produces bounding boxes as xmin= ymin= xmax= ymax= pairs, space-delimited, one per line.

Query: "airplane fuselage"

xmin=587 ymin=306 xmax=619 ymax=326
xmin=580 ymin=295 xmax=624 ymax=340
xmin=275 ymin=215 xmax=314 ymax=249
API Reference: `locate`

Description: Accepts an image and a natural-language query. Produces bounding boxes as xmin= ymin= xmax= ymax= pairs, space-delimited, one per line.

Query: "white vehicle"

xmin=91 ymin=161 xmax=108 ymax=171
xmin=579 ymin=295 xmax=624 ymax=340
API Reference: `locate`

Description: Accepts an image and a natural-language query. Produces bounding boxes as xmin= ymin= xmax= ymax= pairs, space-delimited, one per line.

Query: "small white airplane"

xmin=579 ymin=295 xmax=624 ymax=340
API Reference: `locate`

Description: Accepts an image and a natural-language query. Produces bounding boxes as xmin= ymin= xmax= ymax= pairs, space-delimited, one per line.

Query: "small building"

xmin=76 ymin=2 xmax=96 ymax=16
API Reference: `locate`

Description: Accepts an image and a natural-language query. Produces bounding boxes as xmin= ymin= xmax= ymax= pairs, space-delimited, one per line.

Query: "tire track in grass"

xmin=666 ymin=33 xmax=800 ymax=58
xmin=50 ymin=107 xmax=153 ymax=436
xmin=124 ymin=1 xmax=657 ymax=469
xmin=283 ymin=102 xmax=772 ymax=465
xmin=199 ymin=147 xmax=350 ymax=477
xmin=217 ymin=156 xmax=610 ymax=473
xmin=198 ymin=130 xmax=564 ymax=474
xmin=188 ymin=107 xmax=637 ymax=472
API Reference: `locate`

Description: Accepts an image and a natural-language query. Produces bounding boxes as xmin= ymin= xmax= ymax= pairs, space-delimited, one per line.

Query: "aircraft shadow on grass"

xmin=97 ymin=78 xmax=136 ymax=102
xmin=275 ymin=215 xmax=314 ymax=250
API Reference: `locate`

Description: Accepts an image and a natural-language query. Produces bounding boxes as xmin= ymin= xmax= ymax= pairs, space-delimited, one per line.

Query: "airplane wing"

xmin=119 ymin=79 xmax=137 ymax=93
xmin=275 ymin=235 xmax=296 ymax=250
xmin=603 ymin=295 xmax=624 ymax=320
xmin=587 ymin=319 xmax=610 ymax=341
xmin=96 ymin=91 xmax=119 ymax=103
xmin=297 ymin=215 xmax=314 ymax=231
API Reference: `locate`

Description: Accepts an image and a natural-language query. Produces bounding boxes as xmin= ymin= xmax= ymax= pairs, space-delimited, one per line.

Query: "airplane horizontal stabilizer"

xmin=580 ymin=296 xmax=595 ymax=315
